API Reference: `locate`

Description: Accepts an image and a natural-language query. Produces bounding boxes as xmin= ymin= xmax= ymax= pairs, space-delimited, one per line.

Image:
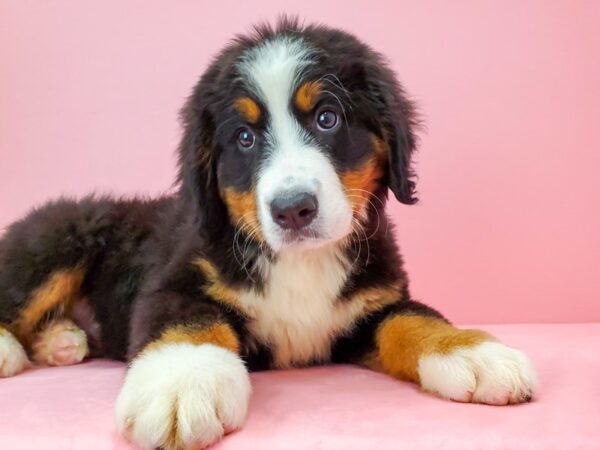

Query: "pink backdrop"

xmin=0 ymin=1 xmax=598 ymax=324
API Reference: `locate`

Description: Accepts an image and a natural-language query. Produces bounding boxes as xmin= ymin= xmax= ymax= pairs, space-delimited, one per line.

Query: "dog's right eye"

xmin=237 ymin=128 xmax=255 ymax=150
xmin=316 ymin=109 xmax=339 ymax=132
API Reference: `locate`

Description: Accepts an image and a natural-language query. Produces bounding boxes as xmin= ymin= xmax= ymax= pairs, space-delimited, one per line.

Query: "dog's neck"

xmin=239 ymin=241 xmax=358 ymax=368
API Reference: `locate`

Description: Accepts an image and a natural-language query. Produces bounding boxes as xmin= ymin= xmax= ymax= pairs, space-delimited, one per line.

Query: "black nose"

xmin=270 ymin=192 xmax=318 ymax=230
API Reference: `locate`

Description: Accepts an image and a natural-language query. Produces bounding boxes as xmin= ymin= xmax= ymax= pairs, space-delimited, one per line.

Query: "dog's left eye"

xmin=237 ymin=128 xmax=255 ymax=150
xmin=316 ymin=109 xmax=339 ymax=131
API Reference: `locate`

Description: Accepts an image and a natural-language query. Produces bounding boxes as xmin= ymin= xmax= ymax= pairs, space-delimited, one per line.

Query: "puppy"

xmin=0 ymin=19 xmax=536 ymax=450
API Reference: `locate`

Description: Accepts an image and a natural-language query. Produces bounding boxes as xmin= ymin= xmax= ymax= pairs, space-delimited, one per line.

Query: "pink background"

xmin=0 ymin=1 xmax=598 ymax=324
xmin=2 ymin=324 xmax=600 ymax=449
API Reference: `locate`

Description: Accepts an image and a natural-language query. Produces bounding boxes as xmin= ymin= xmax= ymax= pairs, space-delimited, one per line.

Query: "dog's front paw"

xmin=0 ymin=327 xmax=30 ymax=377
xmin=418 ymin=341 xmax=537 ymax=405
xmin=115 ymin=343 xmax=251 ymax=450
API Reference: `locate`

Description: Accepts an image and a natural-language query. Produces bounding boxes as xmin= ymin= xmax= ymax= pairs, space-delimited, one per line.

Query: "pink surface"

xmin=0 ymin=324 xmax=599 ymax=449
xmin=1 ymin=2 xmax=599 ymax=323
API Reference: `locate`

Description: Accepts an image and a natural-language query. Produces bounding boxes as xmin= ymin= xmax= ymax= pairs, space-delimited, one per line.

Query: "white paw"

xmin=115 ymin=343 xmax=251 ymax=450
xmin=418 ymin=341 xmax=537 ymax=405
xmin=0 ymin=328 xmax=30 ymax=377
xmin=31 ymin=319 xmax=89 ymax=366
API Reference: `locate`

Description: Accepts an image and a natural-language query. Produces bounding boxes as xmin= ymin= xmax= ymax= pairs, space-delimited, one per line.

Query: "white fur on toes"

xmin=115 ymin=343 xmax=252 ymax=450
xmin=418 ymin=341 xmax=537 ymax=405
xmin=0 ymin=329 xmax=30 ymax=377
xmin=31 ymin=319 xmax=89 ymax=366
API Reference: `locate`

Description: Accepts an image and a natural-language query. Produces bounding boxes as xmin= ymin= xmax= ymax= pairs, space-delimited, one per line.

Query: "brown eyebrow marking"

xmin=295 ymin=81 xmax=323 ymax=112
xmin=234 ymin=97 xmax=261 ymax=124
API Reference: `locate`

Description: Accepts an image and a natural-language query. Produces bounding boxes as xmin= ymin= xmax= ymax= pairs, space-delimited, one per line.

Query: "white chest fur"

xmin=238 ymin=245 xmax=364 ymax=368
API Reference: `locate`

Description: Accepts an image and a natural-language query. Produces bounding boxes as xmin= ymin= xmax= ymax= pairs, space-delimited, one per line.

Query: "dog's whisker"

xmin=348 ymin=194 xmax=381 ymax=246
xmin=232 ymin=214 xmax=260 ymax=280
xmin=347 ymin=195 xmax=382 ymax=240
xmin=345 ymin=188 xmax=386 ymax=208
xmin=317 ymin=74 xmax=354 ymax=108
xmin=238 ymin=217 xmax=262 ymax=282
xmin=242 ymin=218 xmax=265 ymax=276
xmin=350 ymin=218 xmax=369 ymax=268
xmin=231 ymin=217 xmax=248 ymax=270
xmin=356 ymin=219 xmax=371 ymax=267
xmin=344 ymin=189 xmax=385 ymax=240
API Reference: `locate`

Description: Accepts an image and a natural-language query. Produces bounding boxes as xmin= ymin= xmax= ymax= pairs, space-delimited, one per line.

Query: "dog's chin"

xmin=281 ymin=229 xmax=329 ymax=250
xmin=264 ymin=224 xmax=352 ymax=253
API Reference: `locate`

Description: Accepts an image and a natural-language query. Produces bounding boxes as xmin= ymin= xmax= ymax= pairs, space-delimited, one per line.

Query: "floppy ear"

xmin=384 ymin=97 xmax=418 ymax=205
xmin=177 ymin=95 xmax=228 ymax=236
xmin=375 ymin=70 xmax=419 ymax=205
xmin=351 ymin=59 xmax=419 ymax=205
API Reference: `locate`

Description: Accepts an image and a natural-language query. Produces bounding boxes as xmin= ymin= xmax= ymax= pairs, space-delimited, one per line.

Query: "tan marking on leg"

xmin=234 ymin=97 xmax=261 ymax=124
xmin=295 ymin=81 xmax=322 ymax=112
xmin=193 ymin=258 xmax=243 ymax=312
xmin=13 ymin=267 xmax=85 ymax=344
xmin=365 ymin=315 xmax=492 ymax=383
xmin=222 ymin=187 xmax=264 ymax=242
xmin=146 ymin=322 xmax=240 ymax=355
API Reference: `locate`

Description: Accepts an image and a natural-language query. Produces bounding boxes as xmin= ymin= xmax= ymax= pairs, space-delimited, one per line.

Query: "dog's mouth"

xmin=279 ymin=227 xmax=328 ymax=247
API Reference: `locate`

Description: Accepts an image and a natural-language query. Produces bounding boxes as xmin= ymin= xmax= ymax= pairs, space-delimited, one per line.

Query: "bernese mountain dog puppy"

xmin=0 ymin=19 xmax=536 ymax=450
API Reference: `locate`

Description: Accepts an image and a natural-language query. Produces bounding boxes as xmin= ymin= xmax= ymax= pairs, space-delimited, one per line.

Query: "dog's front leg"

xmin=115 ymin=291 xmax=251 ymax=450
xmin=357 ymin=301 xmax=537 ymax=405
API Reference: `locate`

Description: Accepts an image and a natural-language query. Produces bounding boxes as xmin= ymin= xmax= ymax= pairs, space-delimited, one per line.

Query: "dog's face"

xmin=179 ymin=21 xmax=418 ymax=252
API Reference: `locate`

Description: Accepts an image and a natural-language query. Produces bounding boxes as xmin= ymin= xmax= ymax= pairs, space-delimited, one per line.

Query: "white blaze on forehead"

xmin=237 ymin=36 xmax=315 ymax=150
xmin=238 ymin=37 xmax=353 ymax=251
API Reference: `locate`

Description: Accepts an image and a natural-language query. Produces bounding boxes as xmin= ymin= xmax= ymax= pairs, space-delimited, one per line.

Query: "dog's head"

xmin=178 ymin=19 xmax=418 ymax=252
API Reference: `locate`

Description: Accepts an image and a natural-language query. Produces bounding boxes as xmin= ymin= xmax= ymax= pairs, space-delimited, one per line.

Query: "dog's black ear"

xmin=375 ymin=69 xmax=419 ymax=205
xmin=385 ymin=97 xmax=419 ymax=205
xmin=350 ymin=59 xmax=419 ymax=205
xmin=177 ymin=93 xmax=227 ymax=235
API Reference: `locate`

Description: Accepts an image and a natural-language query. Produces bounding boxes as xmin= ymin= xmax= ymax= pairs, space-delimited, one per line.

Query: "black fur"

xmin=0 ymin=18 xmax=439 ymax=370
xmin=331 ymin=300 xmax=447 ymax=364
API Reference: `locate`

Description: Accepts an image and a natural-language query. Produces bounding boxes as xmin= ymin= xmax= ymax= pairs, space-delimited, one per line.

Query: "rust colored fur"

xmin=193 ymin=258 xmax=243 ymax=311
xmin=341 ymin=156 xmax=385 ymax=216
xmin=295 ymin=81 xmax=322 ymax=112
xmin=13 ymin=267 xmax=85 ymax=344
xmin=234 ymin=97 xmax=261 ymax=124
xmin=366 ymin=315 xmax=492 ymax=382
xmin=146 ymin=323 xmax=240 ymax=355
xmin=222 ymin=187 xmax=264 ymax=243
